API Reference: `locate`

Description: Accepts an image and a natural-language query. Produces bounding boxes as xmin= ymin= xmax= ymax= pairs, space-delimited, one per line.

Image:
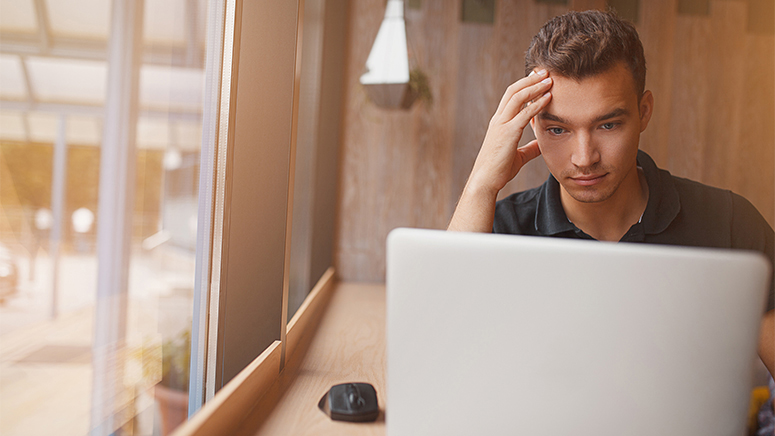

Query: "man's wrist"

xmin=448 ymin=177 xmax=501 ymax=232
xmin=463 ymin=176 xmax=500 ymax=201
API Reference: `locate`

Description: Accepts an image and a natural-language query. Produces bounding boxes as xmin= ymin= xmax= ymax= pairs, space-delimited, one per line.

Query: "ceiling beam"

xmin=185 ymin=0 xmax=203 ymax=67
xmin=0 ymin=32 xmax=202 ymax=68
xmin=33 ymin=0 xmax=52 ymax=51
xmin=19 ymin=56 xmax=37 ymax=104
xmin=0 ymin=99 xmax=202 ymax=122
xmin=21 ymin=111 xmax=32 ymax=143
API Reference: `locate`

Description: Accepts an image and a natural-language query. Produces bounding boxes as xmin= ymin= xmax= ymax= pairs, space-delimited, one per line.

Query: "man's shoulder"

xmin=670 ymin=173 xmax=727 ymax=195
xmin=496 ymin=184 xmax=544 ymax=207
xmin=658 ymin=171 xmax=773 ymax=248
xmin=670 ymin=174 xmax=732 ymax=205
xmin=640 ymin=152 xmax=764 ymax=231
xmin=493 ymin=184 xmax=546 ymax=235
xmin=668 ymin=173 xmax=752 ymax=214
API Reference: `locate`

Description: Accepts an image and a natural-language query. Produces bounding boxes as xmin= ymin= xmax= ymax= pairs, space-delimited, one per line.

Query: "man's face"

xmin=530 ymin=62 xmax=653 ymax=204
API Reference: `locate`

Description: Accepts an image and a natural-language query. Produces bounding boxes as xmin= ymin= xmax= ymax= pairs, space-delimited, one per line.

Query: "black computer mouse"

xmin=318 ymin=382 xmax=379 ymax=422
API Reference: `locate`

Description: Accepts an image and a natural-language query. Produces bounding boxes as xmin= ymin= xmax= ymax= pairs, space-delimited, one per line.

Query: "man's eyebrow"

xmin=593 ymin=108 xmax=629 ymax=123
xmin=537 ymin=112 xmax=569 ymax=124
xmin=537 ymin=108 xmax=630 ymax=124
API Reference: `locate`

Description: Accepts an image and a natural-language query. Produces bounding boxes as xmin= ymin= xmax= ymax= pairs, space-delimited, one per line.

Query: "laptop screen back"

xmin=386 ymin=228 xmax=770 ymax=436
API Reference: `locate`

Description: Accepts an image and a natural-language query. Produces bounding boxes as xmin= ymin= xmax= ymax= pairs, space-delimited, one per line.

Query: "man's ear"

xmin=638 ymin=90 xmax=654 ymax=133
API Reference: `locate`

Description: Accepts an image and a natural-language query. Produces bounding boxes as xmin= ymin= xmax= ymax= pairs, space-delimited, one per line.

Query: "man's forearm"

xmin=447 ymin=182 xmax=499 ymax=232
xmin=448 ymin=71 xmax=551 ymax=232
xmin=759 ymin=310 xmax=774 ymax=378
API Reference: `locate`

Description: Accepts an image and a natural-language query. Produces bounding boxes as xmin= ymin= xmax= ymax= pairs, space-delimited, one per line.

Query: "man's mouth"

xmin=569 ymin=173 xmax=607 ymax=186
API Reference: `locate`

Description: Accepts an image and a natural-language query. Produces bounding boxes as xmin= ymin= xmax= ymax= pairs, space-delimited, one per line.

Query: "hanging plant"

xmin=409 ymin=68 xmax=432 ymax=106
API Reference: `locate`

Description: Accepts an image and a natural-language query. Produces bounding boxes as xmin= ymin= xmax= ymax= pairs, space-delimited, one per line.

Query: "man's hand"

xmin=448 ymin=69 xmax=554 ymax=232
xmin=759 ymin=309 xmax=774 ymax=378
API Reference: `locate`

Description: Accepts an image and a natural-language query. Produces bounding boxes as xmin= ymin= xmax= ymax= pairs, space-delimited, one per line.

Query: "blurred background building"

xmin=0 ymin=0 xmax=206 ymax=434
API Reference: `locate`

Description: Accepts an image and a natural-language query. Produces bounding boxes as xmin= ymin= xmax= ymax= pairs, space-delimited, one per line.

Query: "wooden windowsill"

xmin=237 ymin=282 xmax=386 ymax=435
xmin=173 ymin=278 xmax=387 ymax=436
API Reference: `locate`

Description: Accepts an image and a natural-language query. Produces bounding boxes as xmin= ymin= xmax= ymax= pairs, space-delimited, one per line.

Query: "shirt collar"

xmin=636 ymin=149 xmax=680 ymax=235
xmin=534 ymin=150 xmax=680 ymax=236
xmin=534 ymin=175 xmax=575 ymax=235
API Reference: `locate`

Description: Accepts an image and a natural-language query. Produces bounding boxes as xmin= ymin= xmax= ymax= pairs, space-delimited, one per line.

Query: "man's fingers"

xmin=516 ymin=140 xmax=541 ymax=164
xmin=510 ymin=91 xmax=552 ymax=127
xmin=494 ymin=69 xmax=549 ymax=117
xmin=500 ymin=78 xmax=552 ymax=123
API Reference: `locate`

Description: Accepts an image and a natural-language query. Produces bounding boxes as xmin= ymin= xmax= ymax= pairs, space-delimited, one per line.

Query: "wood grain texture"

xmin=171 ymin=341 xmax=282 ymax=436
xmin=667 ymin=15 xmax=711 ymax=182
xmin=570 ymin=0 xmax=607 ymax=10
xmin=637 ymin=0 xmax=677 ymax=166
xmin=172 ymin=270 xmax=338 ymax=436
xmin=451 ymin=22 xmax=495 ymax=204
xmin=735 ymin=32 xmax=775 ymax=224
xmin=335 ymin=0 xmax=775 ymax=282
xmin=237 ymin=283 xmax=387 ymax=436
xmin=704 ymin=1 xmax=746 ymax=188
xmin=286 ymin=267 xmax=337 ymax=362
xmin=336 ymin=0 xmax=461 ymax=282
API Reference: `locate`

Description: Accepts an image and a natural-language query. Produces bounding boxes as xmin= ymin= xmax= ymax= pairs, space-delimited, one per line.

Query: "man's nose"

xmin=570 ymin=132 xmax=600 ymax=169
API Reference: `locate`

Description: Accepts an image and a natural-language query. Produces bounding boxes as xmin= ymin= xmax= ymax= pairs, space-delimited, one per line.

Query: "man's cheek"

xmin=541 ymin=141 xmax=569 ymax=162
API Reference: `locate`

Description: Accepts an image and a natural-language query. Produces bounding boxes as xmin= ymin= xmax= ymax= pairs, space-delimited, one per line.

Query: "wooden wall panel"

xmin=666 ymin=15 xmax=711 ymax=181
xmin=336 ymin=0 xmax=385 ymax=281
xmin=637 ymin=0 xmax=677 ymax=166
xmin=570 ymin=0 xmax=607 ymax=10
xmin=703 ymin=1 xmax=746 ymax=186
xmin=450 ymin=24 xmax=495 ymax=206
xmin=736 ymin=33 xmax=775 ymax=223
xmin=335 ymin=0 xmax=775 ymax=283
xmin=336 ymin=0 xmax=461 ymax=281
xmin=407 ymin=1 xmax=460 ymax=229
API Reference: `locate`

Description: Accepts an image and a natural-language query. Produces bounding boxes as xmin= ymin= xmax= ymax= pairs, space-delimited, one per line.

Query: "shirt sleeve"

xmin=730 ymin=193 xmax=775 ymax=312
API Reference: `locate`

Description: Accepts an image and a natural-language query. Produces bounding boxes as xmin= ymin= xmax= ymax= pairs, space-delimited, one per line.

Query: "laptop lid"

xmin=386 ymin=228 xmax=771 ymax=436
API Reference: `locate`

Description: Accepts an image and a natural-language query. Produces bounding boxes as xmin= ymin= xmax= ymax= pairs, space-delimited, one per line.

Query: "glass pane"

xmin=0 ymin=55 xmax=27 ymax=100
xmin=45 ymin=0 xmax=111 ymax=39
xmin=0 ymin=0 xmax=209 ymax=434
xmin=0 ymin=0 xmax=38 ymax=34
xmin=25 ymin=57 xmax=107 ymax=104
xmin=143 ymin=0 xmax=187 ymax=45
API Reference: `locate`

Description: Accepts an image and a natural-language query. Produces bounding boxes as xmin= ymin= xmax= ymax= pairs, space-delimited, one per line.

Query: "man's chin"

xmin=562 ymin=186 xmax=615 ymax=204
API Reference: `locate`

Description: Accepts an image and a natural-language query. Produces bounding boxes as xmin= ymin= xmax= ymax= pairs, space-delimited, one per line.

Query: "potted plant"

xmin=155 ymin=329 xmax=190 ymax=435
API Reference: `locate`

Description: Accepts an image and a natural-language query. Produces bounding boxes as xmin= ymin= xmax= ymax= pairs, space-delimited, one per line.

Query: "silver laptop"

xmin=386 ymin=228 xmax=771 ymax=436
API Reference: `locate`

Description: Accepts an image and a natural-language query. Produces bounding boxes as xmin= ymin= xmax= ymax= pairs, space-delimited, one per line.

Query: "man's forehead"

xmin=537 ymin=66 xmax=640 ymax=123
xmin=539 ymin=62 xmax=640 ymax=97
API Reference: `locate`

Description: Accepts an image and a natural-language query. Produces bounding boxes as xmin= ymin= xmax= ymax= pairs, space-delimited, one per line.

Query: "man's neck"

xmin=560 ymin=166 xmax=649 ymax=242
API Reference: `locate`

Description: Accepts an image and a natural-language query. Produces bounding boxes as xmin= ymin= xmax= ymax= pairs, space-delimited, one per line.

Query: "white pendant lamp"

xmin=359 ymin=0 xmax=417 ymax=109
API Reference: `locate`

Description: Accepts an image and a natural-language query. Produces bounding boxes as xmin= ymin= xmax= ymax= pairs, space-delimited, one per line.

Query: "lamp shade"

xmin=359 ymin=0 xmax=416 ymax=109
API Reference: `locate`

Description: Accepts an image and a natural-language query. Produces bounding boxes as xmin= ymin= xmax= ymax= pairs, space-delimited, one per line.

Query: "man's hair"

xmin=525 ymin=10 xmax=646 ymax=97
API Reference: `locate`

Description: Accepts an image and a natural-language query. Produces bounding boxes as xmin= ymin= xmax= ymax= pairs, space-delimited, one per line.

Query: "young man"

xmin=447 ymin=11 xmax=774 ymax=378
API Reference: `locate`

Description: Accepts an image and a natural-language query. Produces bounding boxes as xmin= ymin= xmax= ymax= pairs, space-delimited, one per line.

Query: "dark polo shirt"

xmin=493 ymin=150 xmax=775 ymax=312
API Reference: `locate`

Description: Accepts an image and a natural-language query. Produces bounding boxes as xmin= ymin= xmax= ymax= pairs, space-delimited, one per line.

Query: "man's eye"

xmin=601 ymin=122 xmax=617 ymax=130
xmin=547 ymin=127 xmax=565 ymax=135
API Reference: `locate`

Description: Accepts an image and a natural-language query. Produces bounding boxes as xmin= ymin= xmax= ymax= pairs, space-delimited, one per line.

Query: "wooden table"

xmin=237 ymin=282 xmax=386 ymax=435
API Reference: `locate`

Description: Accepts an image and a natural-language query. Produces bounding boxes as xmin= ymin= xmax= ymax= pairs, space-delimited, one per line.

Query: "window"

xmin=1 ymin=0 xmax=344 ymax=433
xmin=0 ymin=0 xmax=209 ymax=434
